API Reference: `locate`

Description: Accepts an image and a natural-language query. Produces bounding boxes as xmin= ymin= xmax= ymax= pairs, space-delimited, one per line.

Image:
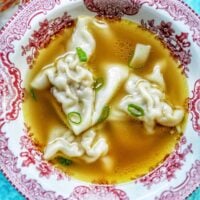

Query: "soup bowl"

xmin=0 ymin=0 xmax=200 ymax=199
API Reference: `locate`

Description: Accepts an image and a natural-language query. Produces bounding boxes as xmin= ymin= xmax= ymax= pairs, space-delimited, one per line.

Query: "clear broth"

xmin=23 ymin=18 xmax=188 ymax=183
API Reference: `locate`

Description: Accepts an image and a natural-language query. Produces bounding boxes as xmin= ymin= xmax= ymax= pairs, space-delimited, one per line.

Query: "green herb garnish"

xmin=76 ymin=47 xmax=87 ymax=62
xmin=57 ymin=157 xmax=72 ymax=166
xmin=98 ymin=106 xmax=110 ymax=123
xmin=30 ymin=88 xmax=37 ymax=101
xmin=127 ymin=104 xmax=144 ymax=117
xmin=67 ymin=112 xmax=82 ymax=124
xmin=93 ymin=77 xmax=104 ymax=91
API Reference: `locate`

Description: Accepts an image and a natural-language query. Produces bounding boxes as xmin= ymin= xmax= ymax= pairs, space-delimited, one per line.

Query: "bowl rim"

xmin=0 ymin=0 xmax=200 ymax=199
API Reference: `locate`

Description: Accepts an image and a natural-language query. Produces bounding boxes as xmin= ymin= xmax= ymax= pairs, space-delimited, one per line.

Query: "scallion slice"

xmin=93 ymin=77 xmax=104 ymax=91
xmin=76 ymin=47 xmax=87 ymax=62
xmin=67 ymin=112 xmax=82 ymax=124
xmin=57 ymin=156 xmax=72 ymax=166
xmin=30 ymin=88 xmax=37 ymax=101
xmin=98 ymin=106 xmax=110 ymax=123
xmin=127 ymin=104 xmax=144 ymax=117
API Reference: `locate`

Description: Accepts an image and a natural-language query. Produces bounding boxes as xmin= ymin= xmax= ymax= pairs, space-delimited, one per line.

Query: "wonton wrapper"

xmin=43 ymin=126 xmax=84 ymax=159
xmin=146 ymin=64 xmax=165 ymax=90
xmin=68 ymin=16 xmax=95 ymax=59
xmin=119 ymin=69 xmax=184 ymax=133
xmin=92 ymin=64 xmax=129 ymax=124
xmin=129 ymin=43 xmax=151 ymax=69
xmin=31 ymin=64 xmax=55 ymax=90
xmin=31 ymin=17 xmax=97 ymax=135
xmin=32 ymin=52 xmax=95 ymax=135
xmin=31 ymin=17 xmax=130 ymax=163
xmin=44 ymin=125 xmax=108 ymax=163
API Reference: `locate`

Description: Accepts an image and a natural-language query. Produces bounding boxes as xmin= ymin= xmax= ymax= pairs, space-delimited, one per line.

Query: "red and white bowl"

xmin=0 ymin=0 xmax=200 ymax=199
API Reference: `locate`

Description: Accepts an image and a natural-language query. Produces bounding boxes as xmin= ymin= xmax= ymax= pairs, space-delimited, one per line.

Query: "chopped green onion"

xmin=76 ymin=47 xmax=87 ymax=62
xmin=67 ymin=112 xmax=82 ymax=124
xmin=57 ymin=157 xmax=72 ymax=166
xmin=98 ymin=106 xmax=110 ymax=123
xmin=30 ymin=88 xmax=37 ymax=101
xmin=93 ymin=77 xmax=104 ymax=91
xmin=127 ymin=104 xmax=144 ymax=117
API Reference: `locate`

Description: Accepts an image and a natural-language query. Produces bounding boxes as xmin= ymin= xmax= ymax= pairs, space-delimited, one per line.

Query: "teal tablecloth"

xmin=0 ymin=0 xmax=200 ymax=199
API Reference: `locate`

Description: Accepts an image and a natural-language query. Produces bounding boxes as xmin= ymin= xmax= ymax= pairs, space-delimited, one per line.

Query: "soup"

xmin=23 ymin=16 xmax=188 ymax=183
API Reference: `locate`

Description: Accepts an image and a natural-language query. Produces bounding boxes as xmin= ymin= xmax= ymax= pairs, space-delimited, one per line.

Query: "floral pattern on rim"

xmin=84 ymin=0 xmax=143 ymax=19
xmin=0 ymin=126 xmax=66 ymax=200
xmin=0 ymin=53 xmax=23 ymax=124
xmin=138 ymin=137 xmax=193 ymax=189
xmin=21 ymin=12 xmax=74 ymax=68
xmin=145 ymin=0 xmax=200 ymax=47
xmin=83 ymin=0 xmax=200 ymax=47
xmin=189 ymin=79 xmax=200 ymax=135
xmin=0 ymin=0 xmax=61 ymax=54
xmin=141 ymin=19 xmax=191 ymax=76
xmin=68 ymin=185 xmax=129 ymax=200
xmin=19 ymin=124 xmax=70 ymax=181
xmin=155 ymin=160 xmax=200 ymax=200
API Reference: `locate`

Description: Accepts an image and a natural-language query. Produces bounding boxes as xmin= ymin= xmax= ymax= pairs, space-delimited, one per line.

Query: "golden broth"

xmin=23 ymin=18 xmax=188 ymax=183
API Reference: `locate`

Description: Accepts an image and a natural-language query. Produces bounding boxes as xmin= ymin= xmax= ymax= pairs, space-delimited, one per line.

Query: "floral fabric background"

xmin=0 ymin=0 xmax=199 ymax=199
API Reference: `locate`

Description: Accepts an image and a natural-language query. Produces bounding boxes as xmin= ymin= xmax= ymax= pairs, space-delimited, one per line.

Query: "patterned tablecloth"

xmin=0 ymin=0 xmax=200 ymax=199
